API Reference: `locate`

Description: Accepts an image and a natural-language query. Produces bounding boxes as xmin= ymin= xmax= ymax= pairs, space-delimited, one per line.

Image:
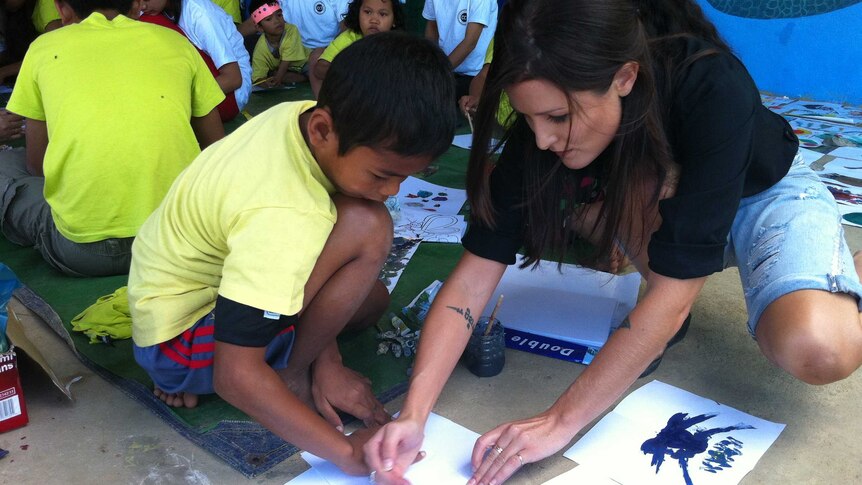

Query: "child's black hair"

xmin=62 ymin=0 xmax=134 ymax=18
xmin=317 ymin=31 xmax=456 ymax=159
xmin=343 ymin=0 xmax=406 ymax=33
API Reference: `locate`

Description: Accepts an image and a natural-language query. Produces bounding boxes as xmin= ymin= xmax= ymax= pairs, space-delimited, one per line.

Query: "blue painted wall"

xmin=697 ymin=1 xmax=862 ymax=104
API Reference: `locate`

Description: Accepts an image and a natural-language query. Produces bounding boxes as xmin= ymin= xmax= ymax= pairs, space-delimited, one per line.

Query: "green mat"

xmin=0 ymin=83 xmax=472 ymax=476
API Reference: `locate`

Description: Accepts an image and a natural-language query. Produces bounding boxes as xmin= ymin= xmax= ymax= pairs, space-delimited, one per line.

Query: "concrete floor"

xmin=2 ymin=230 xmax=861 ymax=485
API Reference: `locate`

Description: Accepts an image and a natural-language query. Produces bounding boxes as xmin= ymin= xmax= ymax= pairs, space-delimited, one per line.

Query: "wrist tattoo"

xmin=619 ymin=316 xmax=632 ymax=330
xmin=446 ymin=305 xmax=475 ymax=330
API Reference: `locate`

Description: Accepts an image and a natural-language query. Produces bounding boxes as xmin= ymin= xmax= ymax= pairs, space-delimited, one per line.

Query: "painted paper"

xmin=564 ymin=381 xmax=784 ymax=485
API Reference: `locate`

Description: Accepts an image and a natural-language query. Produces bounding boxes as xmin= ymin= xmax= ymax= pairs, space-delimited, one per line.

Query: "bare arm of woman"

xmin=215 ymin=61 xmax=242 ymax=93
xmin=467 ymin=271 xmax=706 ymax=485
xmin=447 ymin=22 xmax=484 ymax=70
xmin=364 ymin=250 xmax=507 ymax=485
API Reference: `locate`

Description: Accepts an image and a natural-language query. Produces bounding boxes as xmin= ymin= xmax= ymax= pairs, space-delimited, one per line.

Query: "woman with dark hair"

xmin=364 ymin=1 xmax=862 ymax=484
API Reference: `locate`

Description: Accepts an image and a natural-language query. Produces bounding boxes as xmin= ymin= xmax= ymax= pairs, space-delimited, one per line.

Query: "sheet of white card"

xmin=286 ymin=468 xmax=329 ymax=484
xmin=481 ymin=261 xmax=641 ymax=347
xmin=542 ymin=464 xmax=620 ymax=484
xmin=564 ymin=381 xmax=785 ymax=485
xmin=396 ymin=177 xmax=466 ymax=216
xmin=299 ymin=413 xmax=479 ymax=485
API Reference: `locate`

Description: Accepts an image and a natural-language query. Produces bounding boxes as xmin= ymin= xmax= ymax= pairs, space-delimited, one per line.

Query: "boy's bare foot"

xmin=153 ymin=387 xmax=199 ymax=408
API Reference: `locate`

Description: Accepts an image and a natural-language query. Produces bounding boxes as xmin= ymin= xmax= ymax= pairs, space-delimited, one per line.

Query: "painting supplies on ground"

xmin=376 ymin=280 xmax=443 ymax=358
xmin=481 ymin=260 xmax=641 ymax=365
xmin=297 ymin=412 xmax=479 ymax=485
xmin=0 ymin=264 xmax=27 ymax=432
xmin=563 ymin=380 xmax=784 ymax=485
xmin=484 ymin=294 xmax=504 ymax=336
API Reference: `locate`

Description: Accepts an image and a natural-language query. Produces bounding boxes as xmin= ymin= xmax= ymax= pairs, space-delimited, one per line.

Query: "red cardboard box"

xmin=0 ymin=349 xmax=28 ymax=432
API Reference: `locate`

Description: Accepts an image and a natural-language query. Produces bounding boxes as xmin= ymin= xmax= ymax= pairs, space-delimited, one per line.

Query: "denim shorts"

xmin=724 ymin=151 xmax=862 ymax=336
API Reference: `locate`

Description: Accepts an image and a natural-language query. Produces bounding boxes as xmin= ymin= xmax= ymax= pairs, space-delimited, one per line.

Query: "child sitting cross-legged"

xmin=0 ymin=0 xmax=224 ymax=277
xmin=249 ymin=0 xmax=309 ymax=87
xmin=128 ymin=32 xmax=456 ymax=475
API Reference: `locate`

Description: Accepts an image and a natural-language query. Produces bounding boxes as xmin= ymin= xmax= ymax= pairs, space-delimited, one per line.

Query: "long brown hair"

xmin=468 ymin=0 xmax=673 ymax=268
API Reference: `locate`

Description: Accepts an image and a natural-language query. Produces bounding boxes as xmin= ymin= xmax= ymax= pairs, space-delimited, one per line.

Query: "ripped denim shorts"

xmin=724 ymin=150 xmax=862 ymax=336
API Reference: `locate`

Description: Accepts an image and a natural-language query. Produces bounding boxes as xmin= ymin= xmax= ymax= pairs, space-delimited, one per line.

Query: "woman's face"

xmin=506 ymin=78 xmax=626 ymax=170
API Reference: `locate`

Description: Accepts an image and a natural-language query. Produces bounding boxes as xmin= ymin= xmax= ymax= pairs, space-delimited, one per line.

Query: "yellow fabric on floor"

xmin=71 ymin=286 xmax=132 ymax=344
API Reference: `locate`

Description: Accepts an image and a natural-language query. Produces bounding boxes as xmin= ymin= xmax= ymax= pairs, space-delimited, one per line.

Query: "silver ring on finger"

xmin=369 ymin=470 xmax=377 ymax=484
xmin=492 ymin=444 xmax=504 ymax=455
xmin=516 ymin=453 xmax=524 ymax=466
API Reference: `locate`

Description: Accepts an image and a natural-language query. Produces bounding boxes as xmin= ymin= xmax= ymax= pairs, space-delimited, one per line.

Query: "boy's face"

xmin=139 ymin=0 xmax=168 ymax=15
xmin=324 ymin=146 xmax=432 ymax=202
xmin=359 ymin=0 xmax=395 ymax=36
xmin=257 ymin=11 xmax=285 ymax=36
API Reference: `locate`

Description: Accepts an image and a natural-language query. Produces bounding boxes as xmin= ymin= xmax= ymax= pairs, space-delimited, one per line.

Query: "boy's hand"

xmin=312 ymin=357 xmax=391 ymax=430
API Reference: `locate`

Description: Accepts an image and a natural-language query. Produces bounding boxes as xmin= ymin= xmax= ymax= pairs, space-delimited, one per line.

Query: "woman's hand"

xmin=363 ymin=416 xmax=427 ymax=485
xmin=467 ymin=410 xmax=575 ymax=485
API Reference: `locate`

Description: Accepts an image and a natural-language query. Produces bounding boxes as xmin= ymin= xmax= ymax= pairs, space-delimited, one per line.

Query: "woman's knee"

xmin=758 ymin=313 xmax=862 ymax=385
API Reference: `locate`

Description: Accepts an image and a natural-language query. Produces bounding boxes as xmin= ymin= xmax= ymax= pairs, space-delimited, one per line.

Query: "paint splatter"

xmin=431 ymin=196 xmax=448 ymax=201
xmin=416 ymin=190 xmax=433 ymax=198
xmin=701 ymin=437 xmax=744 ymax=473
xmin=641 ymin=413 xmax=754 ymax=485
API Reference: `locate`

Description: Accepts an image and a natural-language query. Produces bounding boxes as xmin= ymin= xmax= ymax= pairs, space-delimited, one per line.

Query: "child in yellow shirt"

xmin=312 ymin=0 xmax=403 ymax=86
xmin=249 ymin=0 xmax=309 ymax=86
xmin=129 ymin=32 xmax=456 ymax=476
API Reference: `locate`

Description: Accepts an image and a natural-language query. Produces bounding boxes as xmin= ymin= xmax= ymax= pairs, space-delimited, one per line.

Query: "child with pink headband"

xmin=249 ymin=0 xmax=310 ymax=87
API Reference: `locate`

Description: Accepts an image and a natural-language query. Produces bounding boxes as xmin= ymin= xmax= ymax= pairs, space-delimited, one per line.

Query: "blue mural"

xmin=697 ymin=0 xmax=862 ymax=104
xmin=706 ymin=0 xmax=861 ymax=19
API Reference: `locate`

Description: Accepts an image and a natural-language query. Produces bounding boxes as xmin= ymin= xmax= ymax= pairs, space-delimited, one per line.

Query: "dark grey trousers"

xmin=0 ymin=148 xmax=133 ymax=276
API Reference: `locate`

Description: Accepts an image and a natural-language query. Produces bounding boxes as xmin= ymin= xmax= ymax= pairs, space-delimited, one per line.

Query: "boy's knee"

xmin=332 ymin=194 xmax=393 ymax=256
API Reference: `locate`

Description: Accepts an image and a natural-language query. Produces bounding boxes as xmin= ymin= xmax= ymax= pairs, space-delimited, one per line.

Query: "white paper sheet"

xmin=379 ymin=237 xmax=422 ymax=293
xmin=543 ymin=464 xmax=620 ymax=484
xmin=301 ymin=413 xmax=478 ymax=485
xmin=481 ymin=261 xmax=641 ymax=348
xmin=285 ymin=468 xmax=329 ymax=484
xmin=564 ymin=381 xmax=785 ymax=485
xmin=829 ymin=146 xmax=862 ymax=161
xmin=393 ymin=178 xmax=468 ymax=243
xmin=451 ymin=133 xmax=504 ymax=153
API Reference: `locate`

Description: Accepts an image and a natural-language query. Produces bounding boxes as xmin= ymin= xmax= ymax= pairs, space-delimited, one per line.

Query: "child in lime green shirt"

xmin=312 ymin=0 xmax=403 ymax=87
xmin=249 ymin=0 xmax=309 ymax=86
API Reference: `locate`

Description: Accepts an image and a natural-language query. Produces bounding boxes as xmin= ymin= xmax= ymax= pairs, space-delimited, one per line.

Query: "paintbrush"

xmin=483 ymin=294 xmax=504 ymax=336
xmin=466 ymin=110 xmax=475 ymax=134
xmin=253 ymin=77 xmax=273 ymax=86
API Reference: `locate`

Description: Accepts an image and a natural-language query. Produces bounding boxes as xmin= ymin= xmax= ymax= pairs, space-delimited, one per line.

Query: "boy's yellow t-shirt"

xmin=481 ymin=38 xmax=514 ymax=127
xmin=128 ymin=101 xmax=338 ymax=347
xmin=319 ymin=30 xmax=363 ymax=63
xmin=8 ymin=13 xmax=224 ymax=244
xmin=251 ymin=23 xmax=309 ymax=81
xmin=211 ymin=0 xmax=242 ymax=24
xmin=32 ymin=0 xmax=60 ymax=33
